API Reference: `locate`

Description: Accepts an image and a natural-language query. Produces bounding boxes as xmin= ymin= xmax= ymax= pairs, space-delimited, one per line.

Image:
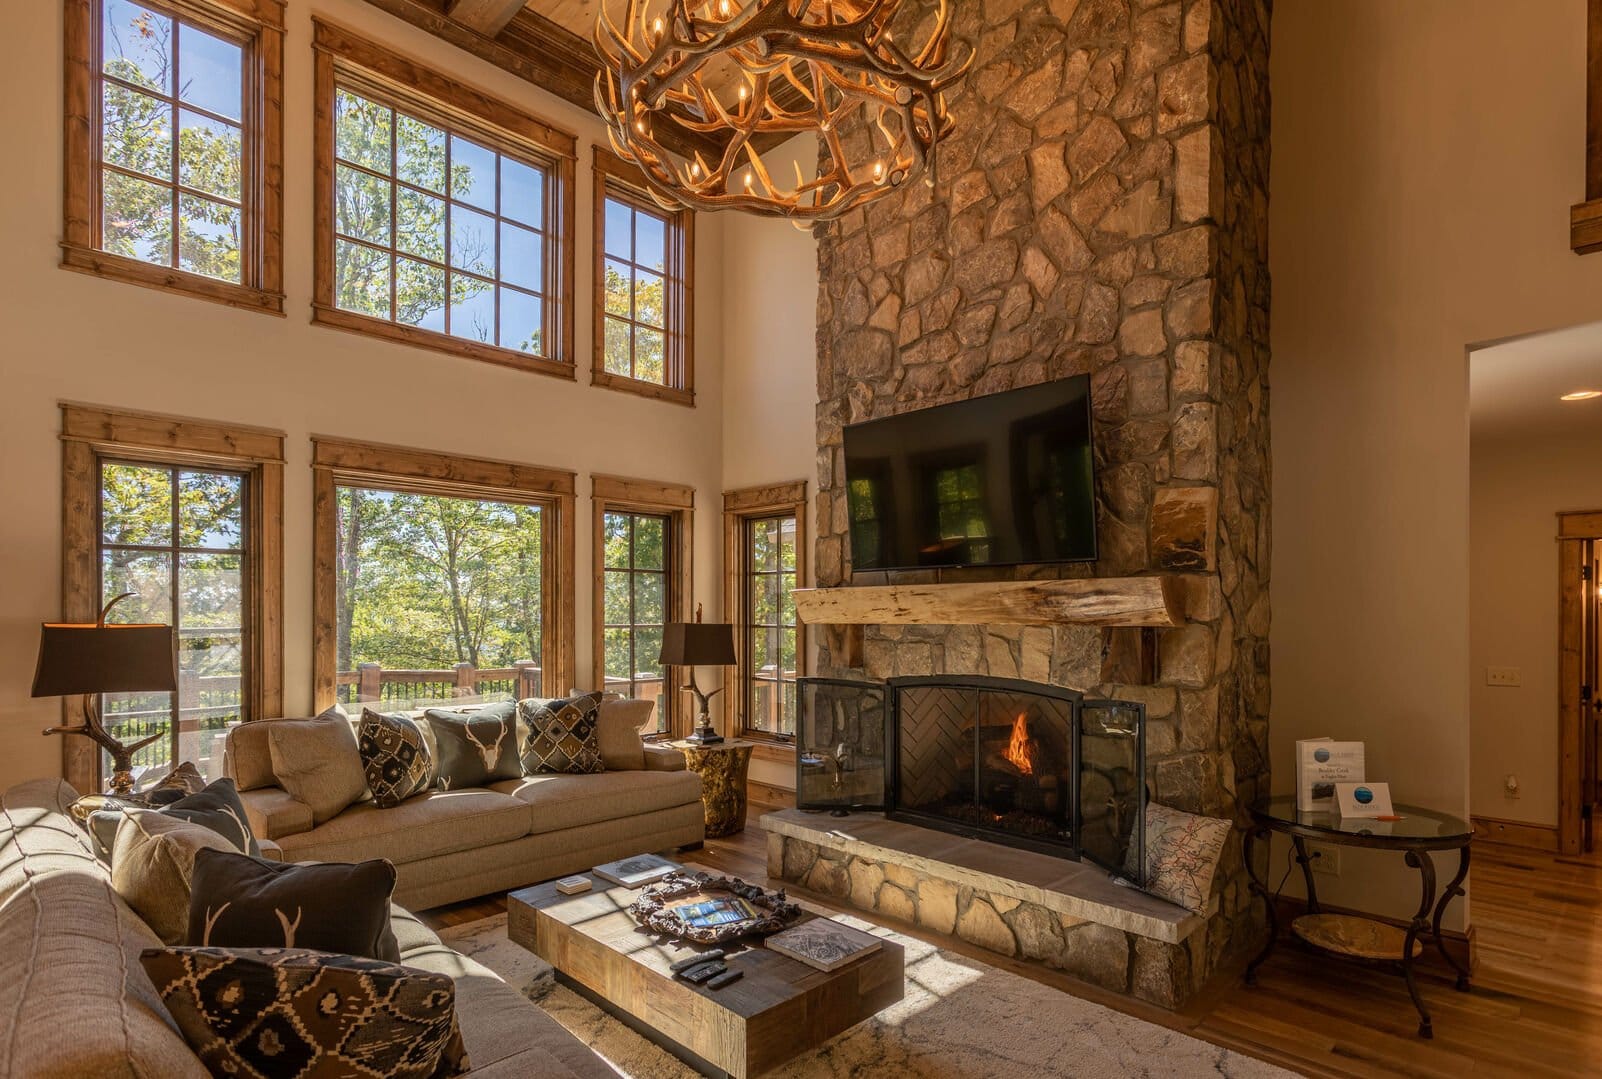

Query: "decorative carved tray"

xmin=626 ymin=871 xmax=802 ymax=944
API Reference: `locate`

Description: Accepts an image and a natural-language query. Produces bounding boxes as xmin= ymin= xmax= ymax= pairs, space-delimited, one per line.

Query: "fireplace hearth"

xmin=796 ymin=675 xmax=1145 ymax=880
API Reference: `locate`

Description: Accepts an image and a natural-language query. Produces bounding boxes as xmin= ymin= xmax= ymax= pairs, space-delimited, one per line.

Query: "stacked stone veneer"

xmin=810 ymin=0 xmax=1271 ymax=1004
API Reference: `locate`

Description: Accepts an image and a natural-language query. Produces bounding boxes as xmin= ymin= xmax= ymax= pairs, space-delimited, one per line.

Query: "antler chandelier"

xmin=594 ymin=0 xmax=972 ymax=221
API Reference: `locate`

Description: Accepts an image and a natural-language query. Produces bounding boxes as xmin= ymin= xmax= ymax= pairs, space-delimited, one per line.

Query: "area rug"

xmin=439 ymin=907 xmax=1298 ymax=1078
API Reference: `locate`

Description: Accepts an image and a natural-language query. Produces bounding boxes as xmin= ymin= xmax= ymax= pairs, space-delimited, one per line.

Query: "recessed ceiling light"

xmin=1560 ymin=390 xmax=1602 ymax=401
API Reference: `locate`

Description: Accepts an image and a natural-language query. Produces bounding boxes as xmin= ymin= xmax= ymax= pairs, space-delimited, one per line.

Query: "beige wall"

xmin=1272 ymin=0 xmax=1602 ymax=924
xmin=1469 ymin=427 xmax=1602 ymax=826
xmin=0 ymin=0 xmax=753 ymax=789
xmin=719 ymin=135 xmax=819 ymax=791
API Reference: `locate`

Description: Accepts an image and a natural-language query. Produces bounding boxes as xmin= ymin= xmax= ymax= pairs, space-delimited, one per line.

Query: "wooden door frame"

xmin=1558 ymin=510 xmax=1602 ymax=854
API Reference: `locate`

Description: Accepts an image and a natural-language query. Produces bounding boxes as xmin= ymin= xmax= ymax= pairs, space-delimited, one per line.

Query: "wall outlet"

xmin=1504 ymin=774 xmax=1521 ymax=799
xmin=1485 ymin=666 xmax=1522 ymax=687
xmin=1306 ymin=842 xmax=1340 ymax=876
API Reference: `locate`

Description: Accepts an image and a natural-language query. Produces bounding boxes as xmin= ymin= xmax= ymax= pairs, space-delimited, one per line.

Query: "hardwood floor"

xmin=423 ymin=807 xmax=1602 ymax=1077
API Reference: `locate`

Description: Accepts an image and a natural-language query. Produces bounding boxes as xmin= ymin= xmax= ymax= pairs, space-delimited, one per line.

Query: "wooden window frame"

xmin=311 ymin=20 xmax=578 ymax=378
xmin=591 ymin=475 xmax=694 ymax=738
xmin=310 ymin=436 xmax=577 ymax=711
xmin=723 ymin=481 xmax=808 ymax=746
xmin=1577 ymin=0 xmax=1602 ymax=251
xmin=63 ymin=0 xmax=285 ymax=314
xmin=591 ymin=147 xmax=695 ymax=407
xmin=60 ymin=403 xmax=285 ymax=792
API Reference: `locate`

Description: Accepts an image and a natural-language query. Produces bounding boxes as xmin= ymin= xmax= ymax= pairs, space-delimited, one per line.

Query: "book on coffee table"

xmin=765 ymin=918 xmax=882 ymax=972
xmin=593 ymin=854 xmax=681 ymax=889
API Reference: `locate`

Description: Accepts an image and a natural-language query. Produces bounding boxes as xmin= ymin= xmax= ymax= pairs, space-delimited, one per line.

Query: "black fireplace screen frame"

xmin=796 ymin=674 xmax=1146 ymax=883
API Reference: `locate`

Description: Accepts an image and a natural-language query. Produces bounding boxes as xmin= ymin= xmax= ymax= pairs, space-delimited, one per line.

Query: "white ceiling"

xmin=1470 ymin=319 xmax=1602 ymax=440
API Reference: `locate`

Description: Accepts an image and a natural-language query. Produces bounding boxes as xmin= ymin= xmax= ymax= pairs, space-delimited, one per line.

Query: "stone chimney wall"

xmin=811 ymin=0 xmax=1271 ymax=1004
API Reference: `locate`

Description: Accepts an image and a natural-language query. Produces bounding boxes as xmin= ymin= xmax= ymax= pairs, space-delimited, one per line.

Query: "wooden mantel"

xmin=791 ymin=576 xmax=1185 ymax=629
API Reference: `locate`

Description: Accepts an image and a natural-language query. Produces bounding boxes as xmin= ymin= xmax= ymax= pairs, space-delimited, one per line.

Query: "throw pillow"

xmin=359 ymin=709 xmax=434 ymax=807
xmin=1141 ymin=803 xmax=1232 ymax=914
xmin=112 ymin=809 xmax=237 ymax=945
xmin=69 ymin=760 xmax=209 ymax=826
xmin=424 ymin=702 xmax=520 ymax=789
xmin=140 ymin=946 xmax=469 ymax=1079
xmin=188 ymin=847 xmax=401 ymax=962
xmin=596 ymin=697 xmax=653 ymax=770
xmin=519 ymin=693 xmax=605 ymax=775
xmin=226 ymin=706 xmax=348 ymax=792
xmin=266 ymin=711 xmax=368 ymax=824
xmin=87 ymin=777 xmax=259 ymax=862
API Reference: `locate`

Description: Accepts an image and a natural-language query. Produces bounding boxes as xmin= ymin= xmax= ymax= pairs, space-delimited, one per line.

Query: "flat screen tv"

xmin=842 ymin=376 xmax=1097 ymax=572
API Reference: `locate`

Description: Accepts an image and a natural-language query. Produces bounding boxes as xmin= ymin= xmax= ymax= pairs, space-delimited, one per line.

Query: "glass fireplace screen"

xmin=796 ymin=675 xmax=1145 ymax=881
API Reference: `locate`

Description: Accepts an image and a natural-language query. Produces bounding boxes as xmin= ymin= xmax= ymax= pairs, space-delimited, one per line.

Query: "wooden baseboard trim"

xmin=1271 ymin=896 xmax=1477 ymax=973
xmin=1471 ymin=815 xmax=1560 ymax=852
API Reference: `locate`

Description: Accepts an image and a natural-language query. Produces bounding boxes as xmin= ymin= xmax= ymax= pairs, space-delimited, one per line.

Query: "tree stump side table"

xmin=670 ymin=740 xmax=756 ymax=838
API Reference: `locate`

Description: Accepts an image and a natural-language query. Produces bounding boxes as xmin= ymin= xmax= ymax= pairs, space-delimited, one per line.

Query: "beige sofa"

xmin=221 ymin=715 xmax=705 ymax=910
xmin=0 ymin=779 xmax=615 ymax=1078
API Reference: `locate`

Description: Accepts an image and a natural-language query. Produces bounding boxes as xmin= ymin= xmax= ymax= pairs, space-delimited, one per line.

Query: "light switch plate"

xmin=1486 ymin=666 xmax=1522 ymax=687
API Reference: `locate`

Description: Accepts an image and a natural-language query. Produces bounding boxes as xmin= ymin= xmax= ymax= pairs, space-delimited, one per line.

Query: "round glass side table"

xmin=1243 ymin=797 xmax=1472 ymax=1039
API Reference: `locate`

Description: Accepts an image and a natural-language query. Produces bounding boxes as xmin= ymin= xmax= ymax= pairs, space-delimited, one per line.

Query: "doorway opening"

xmin=1561 ymin=512 xmax=1602 ymax=853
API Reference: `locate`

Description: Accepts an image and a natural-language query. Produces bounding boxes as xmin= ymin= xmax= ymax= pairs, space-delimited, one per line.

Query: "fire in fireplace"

xmin=795 ymin=675 xmax=1146 ymax=878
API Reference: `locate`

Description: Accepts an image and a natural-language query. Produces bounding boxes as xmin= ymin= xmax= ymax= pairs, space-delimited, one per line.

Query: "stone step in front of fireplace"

xmin=762 ymin=809 xmax=1213 ymax=1008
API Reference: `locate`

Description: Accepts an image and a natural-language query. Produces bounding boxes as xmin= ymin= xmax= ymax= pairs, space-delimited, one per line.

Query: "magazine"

xmin=765 ymin=918 xmax=882 ymax=972
xmin=593 ymin=854 xmax=681 ymax=889
xmin=671 ymin=896 xmax=761 ymax=930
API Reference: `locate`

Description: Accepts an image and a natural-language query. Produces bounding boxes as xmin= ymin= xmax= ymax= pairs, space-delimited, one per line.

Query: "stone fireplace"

xmin=806 ymin=0 xmax=1272 ymax=1008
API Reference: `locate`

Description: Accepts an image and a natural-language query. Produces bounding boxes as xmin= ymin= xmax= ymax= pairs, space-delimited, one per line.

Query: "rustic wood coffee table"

xmin=508 ymin=872 xmax=904 ymax=1078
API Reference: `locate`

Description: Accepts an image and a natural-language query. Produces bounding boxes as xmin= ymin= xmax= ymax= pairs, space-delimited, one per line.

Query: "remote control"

xmin=706 ymin=968 xmax=743 ymax=990
xmin=670 ymin=950 xmax=725 ymax=974
xmin=682 ymin=962 xmax=725 ymax=984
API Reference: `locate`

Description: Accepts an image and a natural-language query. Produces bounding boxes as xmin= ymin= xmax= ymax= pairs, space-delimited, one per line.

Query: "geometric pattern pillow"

xmin=1141 ymin=802 xmax=1232 ymax=915
xmin=518 ymin=693 xmax=605 ymax=775
xmin=423 ymin=703 xmax=521 ymax=789
xmin=359 ymin=709 xmax=434 ymax=807
xmin=139 ymin=946 xmax=469 ymax=1079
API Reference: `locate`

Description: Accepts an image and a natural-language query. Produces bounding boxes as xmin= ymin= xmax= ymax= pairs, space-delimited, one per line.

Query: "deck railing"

xmin=335 ymin=660 xmax=544 ymax=707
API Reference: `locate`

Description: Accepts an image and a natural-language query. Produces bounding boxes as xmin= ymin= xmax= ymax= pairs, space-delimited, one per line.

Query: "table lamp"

xmin=32 ymin=593 xmax=177 ymax=795
xmin=659 ymin=605 xmax=735 ymax=745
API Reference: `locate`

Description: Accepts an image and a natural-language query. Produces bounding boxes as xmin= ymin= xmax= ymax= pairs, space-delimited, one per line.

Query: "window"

xmin=312 ymin=438 xmax=577 ymax=710
xmin=930 ymin=460 xmax=992 ymax=563
xmin=313 ymin=22 xmax=576 ymax=377
xmin=64 ymin=0 xmax=284 ymax=312
xmin=724 ymin=482 xmax=808 ymax=740
xmin=592 ymin=148 xmax=694 ymax=405
xmin=592 ymin=476 xmax=694 ymax=736
xmin=60 ymin=404 xmax=285 ymax=793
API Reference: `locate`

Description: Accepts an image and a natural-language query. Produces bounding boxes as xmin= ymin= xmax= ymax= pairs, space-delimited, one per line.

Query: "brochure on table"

xmin=1335 ymin=781 xmax=1395 ymax=819
xmin=1295 ymin=737 xmax=1365 ymax=812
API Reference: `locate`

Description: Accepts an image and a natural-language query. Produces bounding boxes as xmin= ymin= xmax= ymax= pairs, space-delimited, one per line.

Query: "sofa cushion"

xmin=188 ymin=847 xmax=400 ymax=961
xmin=267 ymin=712 xmax=369 ymax=824
xmin=223 ymin=706 xmax=349 ymax=792
xmin=490 ymin=769 xmax=701 ymax=835
xmin=597 ymin=698 xmax=652 ymax=770
xmin=519 ymin=693 xmax=605 ymax=775
xmin=273 ymin=788 xmax=531 ymax=866
xmin=236 ymin=785 xmax=314 ymax=840
xmin=425 ymin=703 xmax=522 ymax=789
xmin=111 ymin=809 xmax=237 ymax=945
xmin=360 ymin=708 xmax=435 ymax=807
xmin=643 ymin=743 xmax=688 ymax=772
xmin=0 ymin=780 xmax=209 ymax=1079
xmin=140 ymin=946 xmax=468 ymax=1079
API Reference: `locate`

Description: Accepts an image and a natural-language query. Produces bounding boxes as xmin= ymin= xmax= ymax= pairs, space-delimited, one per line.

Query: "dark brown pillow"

xmin=187 ymin=847 xmax=400 ymax=962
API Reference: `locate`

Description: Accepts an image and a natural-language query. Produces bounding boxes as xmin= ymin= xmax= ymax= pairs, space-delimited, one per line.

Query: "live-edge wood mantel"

xmin=791 ymin=576 xmax=1186 ymax=630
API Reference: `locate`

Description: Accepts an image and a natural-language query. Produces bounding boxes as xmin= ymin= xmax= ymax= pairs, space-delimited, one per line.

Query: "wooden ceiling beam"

xmin=444 ymin=0 xmax=528 ymax=37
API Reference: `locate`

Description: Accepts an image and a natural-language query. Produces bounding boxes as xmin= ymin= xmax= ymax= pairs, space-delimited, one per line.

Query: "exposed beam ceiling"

xmin=444 ymin=0 xmax=527 ymax=37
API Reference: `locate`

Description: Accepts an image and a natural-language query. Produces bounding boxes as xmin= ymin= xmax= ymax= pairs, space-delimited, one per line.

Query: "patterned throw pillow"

xmin=1141 ymin=803 xmax=1232 ymax=914
xmin=519 ymin=693 xmax=605 ymax=775
xmin=188 ymin=847 xmax=401 ymax=962
xmin=423 ymin=702 xmax=521 ymax=789
xmin=87 ymin=777 xmax=259 ymax=862
xmin=359 ymin=709 xmax=434 ymax=807
xmin=140 ymin=946 xmax=469 ymax=1079
xmin=70 ymin=760 xmax=208 ymax=825
xmin=112 ymin=810 xmax=238 ymax=945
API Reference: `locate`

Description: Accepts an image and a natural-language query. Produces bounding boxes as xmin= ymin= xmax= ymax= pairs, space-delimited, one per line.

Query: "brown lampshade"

xmin=31 ymin=622 xmax=178 ymax=698
xmin=658 ymin=622 xmax=735 ymax=668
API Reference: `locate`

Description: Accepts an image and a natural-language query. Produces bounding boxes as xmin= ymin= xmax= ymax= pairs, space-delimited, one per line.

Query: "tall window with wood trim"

xmin=593 ymin=148 xmax=694 ymax=406
xmin=312 ymin=22 xmax=576 ymax=377
xmin=723 ymin=483 xmax=808 ymax=740
xmin=311 ymin=438 xmax=577 ymax=711
xmin=60 ymin=405 xmax=285 ymax=793
xmin=593 ymin=476 xmax=694 ymax=736
xmin=63 ymin=0 xmax=285 ymax=312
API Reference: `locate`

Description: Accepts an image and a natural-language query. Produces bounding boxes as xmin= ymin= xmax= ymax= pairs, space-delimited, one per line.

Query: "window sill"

xmin=61 ymin=245 xmax=285 ymax=316
xmin=591 ymin=368 xmax=695 ymax=407
xmin=312 ymin=304 xmax=577 ymax=380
